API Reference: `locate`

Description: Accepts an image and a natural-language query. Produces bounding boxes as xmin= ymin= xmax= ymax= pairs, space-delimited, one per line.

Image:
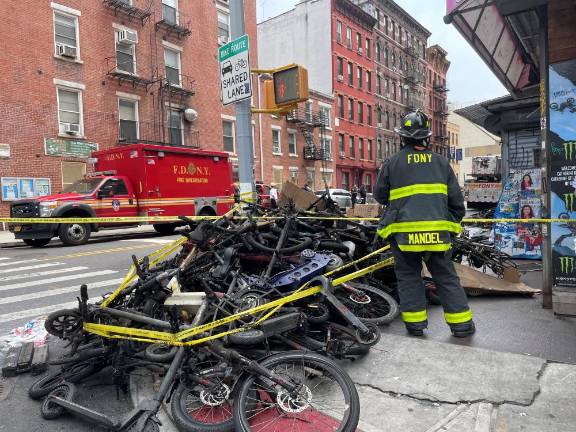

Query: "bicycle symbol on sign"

xmin=235 ymin=58 xmax=247 ymax=71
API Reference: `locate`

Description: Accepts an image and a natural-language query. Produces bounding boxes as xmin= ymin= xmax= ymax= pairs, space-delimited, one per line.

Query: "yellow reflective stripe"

xmin=401 ymin=310 xmax=427 ymax=323
xmin=444 ymin=309 xmax=473 ymax=324
xmin=389 ymin=183 xmax=447 ymax=201
xmin=398 ymin=244 xmax=452 ymax=252
xmin=378 ymin=220 xmax=462 ymax=238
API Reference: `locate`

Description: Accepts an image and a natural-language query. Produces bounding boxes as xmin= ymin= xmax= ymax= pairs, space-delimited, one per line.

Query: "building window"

xmin=366 ymin=38 xmax=371 ymax=58
xmin=306 ymin=169 xmax=315 ymax=189
xmin=377 ymin=138 xmax=383 ymax=160
xmin=116 ymin=31 xmax=136 ymax=74
xmin=349 ymin=136 xmax=355 ymax=158
xmin=162 ymin=0 xmax=179 ymax=25
xmin=288 ymin=131 xmax=297 ymax=155
xmin=357 ymin=67 xmax=362 ymax=89
xmin=356 ymin=32 xmax=362 ymax=52
xmin=392 ymin=81 xmax=396 ymax=100
xmin=386 ymin=140 xmax=390 ymax=156
xmin=342 ymin=172 xmax=350 ymax=190
xmin=168 ymin=109 xmax=183 ymax=145
xmin=164 ymin=48 xmax=181 ymax=86
xmin=377 ymin=107 xmax=382 ymax=125
xmin=348 ymin=62 xmax=353 ymax=85
xmin=54 ymin=12 xmax=78 ymax=56
xmin=337 ymin=57 xmax=343 ymax=79
xmin=338 ymin=95 xmax=344 ymax=118
xmin=273 ymin=167 xmax=284 ymax=187
xmin=384 ymin=16 xmax=389 ymax=35
xmin=368 ymin=139 xmax=373 ymax=160
xmin=392 ymin=51 xmax=396 ymax=68
xmin=366 ymin=71 xmax=372 ymax=93
xmin=358 ymin=102 xmax=363 ymax=124
xmin=319 ymin=106 xmax=331 ymax=128
xmin=375 ymin=42 xmax=381 ymax=63
xmin=321 ymin=137 xmax=332 ymax=160
xmin=385 ymin=111 xmax=390 ymax=129
xmin=346 ymin=27 xmax=352 ymax=49
xmin=393 ymin=113 xmax=397 ymax=128
xmin=365 ymin=174 xmax=372 ymax=192
xmin=336 ymin=20 xmax=342 ymax=44
xmin=305 ymin=101 xmax=313 ymax=122
xmin=359 ymin=138 xmax=364 ymax=159
xmin=376 ymin=75 xmax=381 ymax=95
xmin=57 ymin=88 xmax=83 ymax=135
xmin=62 ymin=161 xmax=86 ymax=190
xmin=218 ymin=10 xmax=230 ymax=44
xmin=367 ymin=105 xmax=372 ymax=126
xmin=338 ymin=133 xmax=345 ymax=154
xmin=119 ymin=99 xmax=138 ymax=141
xmin=384 ymin=47 xmax=389 ymax=67
xmin=222 ymin=119 xmax=235 ymax=152
xmin=272 ymin=128 xmax=281 ymax=154
xmin=290 ymin=169 xmax=299 ymax=183
xmin=348 ymin=98 xmax=354 ymax=121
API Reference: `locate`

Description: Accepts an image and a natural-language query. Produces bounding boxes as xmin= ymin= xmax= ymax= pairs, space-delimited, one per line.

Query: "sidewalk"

xmin=0 ymin=225 xmax=160 ymax=248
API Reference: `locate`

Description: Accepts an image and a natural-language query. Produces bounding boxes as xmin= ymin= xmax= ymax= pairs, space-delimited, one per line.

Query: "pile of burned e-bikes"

xmin=30 ymin=205 xmax=400 ymax=432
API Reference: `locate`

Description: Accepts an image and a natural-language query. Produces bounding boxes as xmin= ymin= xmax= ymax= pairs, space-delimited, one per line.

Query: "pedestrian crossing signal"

xmin=273 ymin=65 xmax=309 ymax=107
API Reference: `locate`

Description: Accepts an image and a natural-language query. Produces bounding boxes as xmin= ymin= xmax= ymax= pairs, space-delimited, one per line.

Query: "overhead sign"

xmin=219 ymin=34 xmax=252 ymax=106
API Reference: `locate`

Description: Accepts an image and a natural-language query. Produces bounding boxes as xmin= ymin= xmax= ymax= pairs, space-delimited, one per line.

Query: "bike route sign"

xmin=219 ymin=34 xmax=252 ymax=106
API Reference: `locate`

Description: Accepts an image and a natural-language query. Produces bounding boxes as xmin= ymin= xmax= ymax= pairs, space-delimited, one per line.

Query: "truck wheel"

xmin=153 ymin=224 xmax=176 ymax=235
xmin=58 ymin=223 xmax=91 ymax=246
xmin=23 ymin=238 xmax=51 ymax=247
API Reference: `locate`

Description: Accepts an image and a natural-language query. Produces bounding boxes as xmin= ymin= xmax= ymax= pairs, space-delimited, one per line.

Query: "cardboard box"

xmin=347 ymin=204 xmax=381 ymax=218
xmin=278 ymin=181 xmax=324 ymax=210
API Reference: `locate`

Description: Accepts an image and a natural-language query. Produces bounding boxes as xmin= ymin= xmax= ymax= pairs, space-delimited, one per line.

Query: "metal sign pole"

xmin=230 ymin=0 xmax=256 ymax=202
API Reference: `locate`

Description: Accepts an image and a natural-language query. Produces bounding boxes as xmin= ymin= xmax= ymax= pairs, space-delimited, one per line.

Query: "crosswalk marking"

xmin=0 ymin=301 xmax=80 ymax=324
xmin=0 ymin=266 xmax=89 ymax=282
xmin=0 ymin=270 xmax=118 ymax=293
xmin=122 ymin=238 xmax=176 ymax=244
xmin=0 ymin=278 xmax=124 ymax=306
xmin=0 ymin=259 xmax=39 ymax=268
xmin=0 ymin=262 xmax=64 ymax=275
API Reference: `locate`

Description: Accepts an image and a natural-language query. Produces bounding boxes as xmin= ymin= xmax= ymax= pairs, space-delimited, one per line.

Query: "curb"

xmin=129 ymin=368 xmax=178 ymax=432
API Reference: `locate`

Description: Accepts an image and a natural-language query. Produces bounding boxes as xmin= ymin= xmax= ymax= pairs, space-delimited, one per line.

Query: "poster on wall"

xmin=494 ymin=169 xmax=542 ymax=259
xmin=549 ymin=59 xmax=576 ymax=286
xmin=1 ymin=177 xmax=51 ymax=201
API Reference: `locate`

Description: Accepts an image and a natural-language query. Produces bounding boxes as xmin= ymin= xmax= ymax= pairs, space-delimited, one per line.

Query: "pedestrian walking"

xmin=373 ymin=110 xmax=475 ymax=338
xmin=269 ymin=183 xmax=279 ymax=209
xmin=351 ymin=184 xmax=358 ymax=208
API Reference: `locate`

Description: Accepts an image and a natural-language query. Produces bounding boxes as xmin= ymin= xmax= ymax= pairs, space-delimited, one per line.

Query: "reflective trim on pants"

xmin=377 ymin=220 xmax=462 ymax=239
xmin=401 ymin=310 xmax=427 ymax=323
xmin=398 ymin=243 xmax=452 ymax=252
xmin=444 ymin=309 xmax=473 ymax=324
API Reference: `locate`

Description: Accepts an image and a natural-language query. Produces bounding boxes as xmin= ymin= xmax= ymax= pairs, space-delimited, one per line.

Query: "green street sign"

xmin=219 ymin=35 xmax=252 ymax=106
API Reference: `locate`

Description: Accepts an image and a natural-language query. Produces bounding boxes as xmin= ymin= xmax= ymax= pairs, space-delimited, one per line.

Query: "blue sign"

xmin=456 ymin=148 xmax=463 ymax=161
xmin=1 ymin=178 xmax=19 ymax=201
xmin=1 ymin=177 xmax=51 ymax=201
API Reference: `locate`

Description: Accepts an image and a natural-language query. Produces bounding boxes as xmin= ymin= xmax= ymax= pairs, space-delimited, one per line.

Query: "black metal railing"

xmin=160 ymin=74 xmax=196 ymax=98
xmin=102 ymin=0 xmax=152 ymax=25
xmin=118 ymin=120 xmax=200 ymax=148
xmin=155 ymin=7 xmax=192 ymax=38
xmin=105 ymin=57 xmax=155 ymax=89
xmin=433 ymin=84 xmax=449 ymax=93
xmin=286 ymin=108 xmax=328 ymax=128
xmin=404 ymin=69 xmax=425 ymax=84
xmin=303 ymin=146 xmax=329 ymax=161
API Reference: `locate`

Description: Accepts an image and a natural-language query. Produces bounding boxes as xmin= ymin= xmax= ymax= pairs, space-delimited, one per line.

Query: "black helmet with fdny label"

xmin=395 ymin=110 xmax=433 ymax=141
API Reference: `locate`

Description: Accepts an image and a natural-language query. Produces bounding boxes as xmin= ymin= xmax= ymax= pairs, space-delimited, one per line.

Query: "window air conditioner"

xmin=339 ymin=151 xmax=345 ymax=158
xmin=57 ymin=44 xmax=77 ymax=58
xmin=377 ymin=122 xmax=383 ymax=128
xmin=218 ymin=35 xmax=228 ymax=45
xmin=62 ymin=123 xmax=80 ymax=135
xmin=358 ymin=47 xmax=363 ymax=55
xmin=117 ymin=30 xmax=138 ymax=44
xmin=337 ymin=74 xmax=343 ymax=82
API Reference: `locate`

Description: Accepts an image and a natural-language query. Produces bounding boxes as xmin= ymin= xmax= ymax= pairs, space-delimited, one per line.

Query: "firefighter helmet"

xmin=395 ymin=110 xmax=433 ymax=141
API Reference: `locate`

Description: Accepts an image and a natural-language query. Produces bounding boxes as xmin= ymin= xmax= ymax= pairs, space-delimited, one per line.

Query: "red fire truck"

xmin=9 ymin=144 xmax=235 ymax=246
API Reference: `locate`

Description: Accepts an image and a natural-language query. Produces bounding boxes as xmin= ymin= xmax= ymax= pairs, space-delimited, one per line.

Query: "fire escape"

xmin=286 ymin=108 xmax=330 ymax=161
xmin=403 ymin=45 xmax=425 ymax=110
xmin=102 ymin=0 xmax=152 ymax=25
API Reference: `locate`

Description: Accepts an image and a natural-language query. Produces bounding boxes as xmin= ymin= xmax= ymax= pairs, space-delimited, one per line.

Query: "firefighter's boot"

xmin=405 ymin=320 xmax=428 ymax=337
xmin=449 ymin=320 xmax=476 ymax=338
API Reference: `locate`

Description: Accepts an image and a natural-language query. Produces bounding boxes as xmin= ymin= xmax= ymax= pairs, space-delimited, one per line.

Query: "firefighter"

xmin=373 ymin=110 xmax=475 ymax=338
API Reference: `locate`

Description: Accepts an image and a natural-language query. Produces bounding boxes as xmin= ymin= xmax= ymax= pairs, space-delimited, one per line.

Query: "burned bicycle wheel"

xmin=333 ymin=282 xmax=399 ymax=325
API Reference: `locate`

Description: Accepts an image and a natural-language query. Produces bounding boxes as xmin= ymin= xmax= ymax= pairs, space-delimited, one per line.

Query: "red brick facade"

xmin=332 ymin=0 xmax=378 ymax=192
xmin=0 ymin=0 xmax=258 ymax=220
xmin=425 ymin=45 xmax=450 ymax=156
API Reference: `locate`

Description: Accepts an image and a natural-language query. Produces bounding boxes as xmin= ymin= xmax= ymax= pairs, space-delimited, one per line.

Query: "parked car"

xmin=256 ymin=183 xmax=272 ymax=208
xmin=315 ymin=188 xmax=353 ymax=208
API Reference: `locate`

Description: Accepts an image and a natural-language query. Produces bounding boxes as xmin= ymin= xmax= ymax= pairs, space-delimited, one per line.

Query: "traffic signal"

xmin=272 ymin=65 xmax=309 ymax=107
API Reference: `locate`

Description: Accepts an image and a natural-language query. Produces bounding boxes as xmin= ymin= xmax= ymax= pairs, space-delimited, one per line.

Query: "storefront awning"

xmin=444 ymin=0 xmax=545 ymax=97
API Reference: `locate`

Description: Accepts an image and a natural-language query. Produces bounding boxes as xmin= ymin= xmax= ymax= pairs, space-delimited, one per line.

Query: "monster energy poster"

xmin=550 ymin=59 xmax=576 ymax=286
xmin=494 ymin=169 xmax=542 ymax=259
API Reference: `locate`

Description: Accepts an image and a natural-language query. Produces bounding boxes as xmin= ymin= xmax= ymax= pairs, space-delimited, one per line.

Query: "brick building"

xmin=0 ymin=0 xmax=259 ymax=219
xmin=426 ymin=44 xmax=450 ymax=156
xmin=359 ymin=0 xmax=430 ymax=161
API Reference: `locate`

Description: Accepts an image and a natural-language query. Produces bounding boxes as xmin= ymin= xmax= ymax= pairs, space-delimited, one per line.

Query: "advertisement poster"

xmin=549 ymin=59 xmax=576 ymax=286
xmin=494 ymin=169 xmax=542 ymax=259
xmin=1 ymin=177 xmax=50 ymax=201
xmin=1 ymin=178 xmax=19 ymax=201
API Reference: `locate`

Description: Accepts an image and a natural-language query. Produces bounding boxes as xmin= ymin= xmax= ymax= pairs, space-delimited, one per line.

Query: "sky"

xmin=256 ymin=0 xmax=508 ymax=107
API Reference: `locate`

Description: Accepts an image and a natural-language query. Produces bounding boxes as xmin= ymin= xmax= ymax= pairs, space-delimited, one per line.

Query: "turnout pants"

xmin=390 ymin=240 xmax=472 ymax=327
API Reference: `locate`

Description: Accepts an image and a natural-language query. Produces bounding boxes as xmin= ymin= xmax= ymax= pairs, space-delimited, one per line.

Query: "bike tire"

xmin=145 ymin=344 xmax=178 ymax=363
xmin=245 ymin=233 xmax=313 ymax=254
xmin=41 ymin=383 xmax=76 ymax=420
xmin=233 ymin=351 xmax=360 ymax=432
xmin=44 ymin=309 xmax=83 ymax=339
xmin=334 ymin=282 xmax=399 ymax=325
xmin=29 ymin=361 xmax=100 ymax=400
xmin=171 ymin=381 xmax=235 ymax=432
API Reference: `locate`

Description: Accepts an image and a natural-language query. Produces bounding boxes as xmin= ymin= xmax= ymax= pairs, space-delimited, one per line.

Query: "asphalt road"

xmin=0 ymin=232 xmax=180 ymax=336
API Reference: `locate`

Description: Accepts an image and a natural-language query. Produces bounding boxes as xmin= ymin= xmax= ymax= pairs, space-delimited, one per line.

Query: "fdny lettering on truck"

xmin=105 ymin=152 xmax=124 ymax=161
xmin=172 ymin=163 xmax=211 ymax=177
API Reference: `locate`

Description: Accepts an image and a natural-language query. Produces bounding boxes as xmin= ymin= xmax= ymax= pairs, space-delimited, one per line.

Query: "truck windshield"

xmin=62 ymin=178 xmax=103 ymax=194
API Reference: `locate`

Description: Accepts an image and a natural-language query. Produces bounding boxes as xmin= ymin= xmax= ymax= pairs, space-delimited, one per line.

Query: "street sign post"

xmin=219 ymin=34 xmax=252 ymax=106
